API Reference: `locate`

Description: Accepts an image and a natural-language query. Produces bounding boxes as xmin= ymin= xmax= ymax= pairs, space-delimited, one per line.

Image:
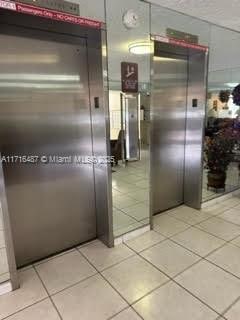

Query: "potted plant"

xmin=232 ymin=84 xmax=240 ymax=117
xmin=232 ymin=84 xmax=240 ymax=106
xmin=204 ymin=126 xmax=239 ymax=190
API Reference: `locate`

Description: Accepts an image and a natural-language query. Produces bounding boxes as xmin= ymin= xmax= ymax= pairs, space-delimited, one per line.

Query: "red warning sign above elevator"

xmin=0 ymin=0 xmax=102 ymax=29
xmin=152 ymin=35 xmax=208 ymax=51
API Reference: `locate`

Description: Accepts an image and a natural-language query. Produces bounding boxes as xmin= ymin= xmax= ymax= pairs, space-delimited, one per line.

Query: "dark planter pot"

xmin=207 ymin=171 xmax=226 ymax=189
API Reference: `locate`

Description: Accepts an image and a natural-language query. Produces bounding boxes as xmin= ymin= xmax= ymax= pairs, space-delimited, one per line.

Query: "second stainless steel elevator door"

xmin=0 ymin=33 xmax=96 ymax=267
xmin=152 ymin=47 xmax=188 ymax=214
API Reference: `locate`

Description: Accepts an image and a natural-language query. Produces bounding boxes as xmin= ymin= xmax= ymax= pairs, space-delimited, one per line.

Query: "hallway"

xmin=0 ymin=196 xmax=240 ymax=320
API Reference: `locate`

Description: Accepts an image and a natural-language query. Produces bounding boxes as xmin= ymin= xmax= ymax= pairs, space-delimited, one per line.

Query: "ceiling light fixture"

xmin=225 ymin=82 xmax=239 ymax=88
xmin=129 ymin=42 xmax=152 ymax=55
xmin=153 ymin=57 xmax=181 ymax=62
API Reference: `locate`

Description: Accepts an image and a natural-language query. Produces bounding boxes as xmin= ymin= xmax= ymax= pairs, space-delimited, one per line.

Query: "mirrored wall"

xmin=106 ymin=0 xmax=150 ymax=237
xmin=106 ymin=0 xmax=240 ymax=237
xmin=0 ymin=203 xmax=9 ymax=283
xmin=109 ymin=91 xmax=150 ymax=236
xmin=203 ymin=26 xmax=240 ymax=201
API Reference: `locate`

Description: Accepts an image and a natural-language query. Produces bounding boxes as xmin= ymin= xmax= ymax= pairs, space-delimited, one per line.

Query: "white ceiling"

xmin=149 ymin=0 xmax=240 ymax=32
xmin=71 ymin=0 xmax=240 ymax=88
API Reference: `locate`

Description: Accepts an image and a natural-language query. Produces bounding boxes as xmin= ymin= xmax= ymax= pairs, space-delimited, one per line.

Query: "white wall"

xmin=151 ymin=4 xmax=210 ymax=46
xmin=209 ymin=26 xmax=240 ymax=72
xmin=106 ymin=0 xmax=150 ymax=86
xmin=109 ymin=91 xmax=121 ymax=140
xmin=71 ymin=0 xmax=105 ymax=21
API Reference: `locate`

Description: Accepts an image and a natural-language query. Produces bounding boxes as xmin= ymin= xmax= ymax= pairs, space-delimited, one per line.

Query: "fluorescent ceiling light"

xmin=225 ymin=82 xmax=239 ymax=88
xmin=153 ymin=57 xmax=181 ymax=62
xmin=129 ymin=42 xmax=152 ymax=55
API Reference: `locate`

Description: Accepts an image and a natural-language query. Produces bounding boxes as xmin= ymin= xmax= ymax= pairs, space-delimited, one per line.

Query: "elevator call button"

xmin=192 ymin=99 xmax=198 ymax=108
xmin=94 ymin=97 xmax=100 ymax=109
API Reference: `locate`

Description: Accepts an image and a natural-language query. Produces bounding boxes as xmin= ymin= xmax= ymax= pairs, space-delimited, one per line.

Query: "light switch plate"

xmin=15 ymin=0 xmax=80 ymax=15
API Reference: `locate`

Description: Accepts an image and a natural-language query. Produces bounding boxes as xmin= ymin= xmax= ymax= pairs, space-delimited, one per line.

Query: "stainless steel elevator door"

xmin=152 ymin=51 xmax=188 ymax=214
xmin=0 ymin=34 xmax=96 ymax=267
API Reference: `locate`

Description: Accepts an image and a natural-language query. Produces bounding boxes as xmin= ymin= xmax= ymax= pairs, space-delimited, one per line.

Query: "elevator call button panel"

xmin=192 ymin=99 xmax=198 ymax=108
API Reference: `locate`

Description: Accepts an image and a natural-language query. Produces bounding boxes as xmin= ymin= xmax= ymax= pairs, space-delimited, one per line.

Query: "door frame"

xmin=120 ymin=93 xmax=140 ymax=163
xmin=150 ymin=35 xmax=209 ymax=228
xmin=0 ymin=8 xmax=113 ymax=290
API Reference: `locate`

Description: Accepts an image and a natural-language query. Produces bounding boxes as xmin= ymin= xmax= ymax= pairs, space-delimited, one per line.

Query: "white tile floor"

xmin=113 ymin=151 xmax=240 ymax=235
xmin=1 ymin=196 xmax=240 ymax=319
xmin=113 ymin=157 xmax=240 ymax=237
xmin=112 ymin=149 xmax=150 ymax=237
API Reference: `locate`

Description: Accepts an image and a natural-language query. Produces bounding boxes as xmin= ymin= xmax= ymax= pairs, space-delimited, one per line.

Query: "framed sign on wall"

xmin=121 ymin=62 xmax=138 ymax=93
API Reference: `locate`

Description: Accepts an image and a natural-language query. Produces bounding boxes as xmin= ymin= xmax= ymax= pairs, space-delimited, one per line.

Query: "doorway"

xmin=109 ymin=90 xmax=150 ymax=237
xmin=151 ymin=37 xmax=208 ymax=216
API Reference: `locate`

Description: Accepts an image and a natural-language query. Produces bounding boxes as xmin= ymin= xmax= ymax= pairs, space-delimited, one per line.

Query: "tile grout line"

xmin=2 ymin=297 xmax=49 ymax=320
xmin=132 ymin=246 xmax=224 ymax=316
xmin=170 ymin=281 xmax=228 ymax=320
xmin=193 ymin=223 xmax=239 ymax=241
xmin=131 ymin=249 xmax=225 ymax=318
xmin=37 ymin=195 xmax=240 ymax=318
xmin=202 ymin=187 xmax=240 ymax=204
xmin=119 ymin=204 xmax=150 ymax=222
xmin=32 ymin=248 xmax=78 ymax=268
xmin=47 ymin=273 xmax=99 ymax=298
xmin=114 ymin=204 xmax=149 ymax=227
xmin=4 ymin=198 xmax=239 ymax=320
xmin=77 ymin=248 xmax=145 ymax=320
xmin=12 ymin=214 xmax=239 ymax=320
xmin=152 ymin=224 xmax=226 ymax=255
xmin=168 ymin=206 xmax=240 ymax=232
xmin=80 ymin=251 xmax=137 ymax=274
xmin=212 ymin=214 xmax=240 ymax=229
xmin=193 ymin=222 xmax=240 ymax=242
xmin=124 ymin=240 xmax=205 ymax=282
xmin=169 ymin=199 xmax=240 ymax=223
xmin=142 ymin=256 xmax=224 ymax=316
xmin=169 ymin=237 xmax=240 ymax=282
xmin=124 ymin=234 xmax=167 ymax=255
xmin=21 ymin=245 xmax=138 ymax=302
xmin=129 ymin=278 xmax=172 ymax=308
xmin=114 ymin=200 xmax=145 ymax=212
xmin=154 ymin=220 xmax=240 ymax=252
xmin=106 ymin=306 xmax=132 ymax=320
xmin=124 ymin=219 xmax=240 ymax=294
xmin=33 ymin=265 xmax=63 ymax=320
xmin=220 ymin=295 xmax=240 ymax=318
xmin=203 ymin=258 xmax=240 ymax=282
xmin=160 ymin=217 xmax=240 ymax=281
xmin=154 ymin=201 xmax=240 ymax=243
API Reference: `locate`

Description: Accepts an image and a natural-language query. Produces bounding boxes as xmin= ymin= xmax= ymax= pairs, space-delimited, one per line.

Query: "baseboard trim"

xmin=114 ymin=225 xmax=150 ymax=246
xmin=0 ymin=281 xmax=12 ymax=296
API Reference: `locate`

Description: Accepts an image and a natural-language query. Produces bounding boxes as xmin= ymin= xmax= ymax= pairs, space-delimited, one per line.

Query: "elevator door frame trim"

xmin=150 ymin=36 xmax=209 ymax=228
xmin=0 ymin=9 xmax=113 ymax=290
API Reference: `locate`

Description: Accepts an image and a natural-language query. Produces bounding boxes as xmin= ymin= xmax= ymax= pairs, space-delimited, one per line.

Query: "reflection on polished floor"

xmin=1 ymin=196 xmax=240 ymax=319
xmin=112 ymin=149 xmax=150 ymax=237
